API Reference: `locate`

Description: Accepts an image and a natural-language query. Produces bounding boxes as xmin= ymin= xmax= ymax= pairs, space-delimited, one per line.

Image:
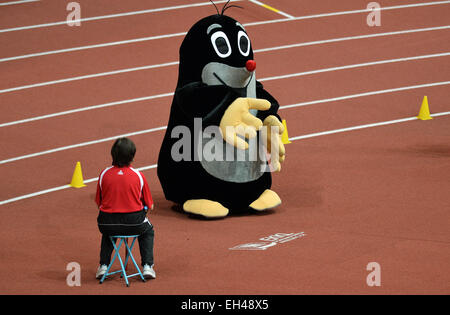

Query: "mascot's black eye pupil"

xmin=215 ymin=37 xmax=229 ymax=54
xmin=237 ymin=31 xmax=250 ymax=56
xmin=239 ymin=36 xmax=249 ymax=51
xmin=211 ymin=31 xmax=231 ymax=58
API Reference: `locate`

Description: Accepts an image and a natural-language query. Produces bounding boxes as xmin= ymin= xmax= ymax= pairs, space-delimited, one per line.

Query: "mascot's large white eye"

xmin=211 ymin=31 xmax=232 ymax=58
xmin=237 ymin=31 xmax=250 ymax=57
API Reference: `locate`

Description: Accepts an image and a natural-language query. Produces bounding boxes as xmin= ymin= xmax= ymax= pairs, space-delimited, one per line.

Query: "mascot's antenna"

xmin=210 ymin=0 xmax=243 ymax=15
xmin=221 ymin=0 xmax=243 ymax=15
xmin=209 ymin=0 xmax=220 ymax=14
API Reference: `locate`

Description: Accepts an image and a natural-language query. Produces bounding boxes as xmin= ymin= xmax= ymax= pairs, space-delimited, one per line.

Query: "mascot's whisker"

xmin=213 ymin=71 xmax=254 ymax=89
xmin=213 ymin=72 xmax=228 ymax=86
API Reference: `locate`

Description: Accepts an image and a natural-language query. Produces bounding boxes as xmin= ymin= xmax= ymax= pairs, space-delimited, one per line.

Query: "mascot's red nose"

xmin=246 ymin=60 xmax=256 ymax=72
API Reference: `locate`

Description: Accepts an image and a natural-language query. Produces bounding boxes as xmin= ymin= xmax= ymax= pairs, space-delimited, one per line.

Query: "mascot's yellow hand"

xmin=219 ymin=97 xmax=271 ymax=150
xmin=262 ymin=115 xmax=285 ymax=172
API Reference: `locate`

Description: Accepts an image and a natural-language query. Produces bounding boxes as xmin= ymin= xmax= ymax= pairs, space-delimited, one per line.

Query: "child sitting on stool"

xmin=95 ymin=137 xmax=155 ymax=280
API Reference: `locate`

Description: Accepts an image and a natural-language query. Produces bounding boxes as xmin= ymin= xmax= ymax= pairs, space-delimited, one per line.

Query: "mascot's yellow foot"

xmin=183 ymin=199 xmax=229 ymax=218
xmin=249 ymin=190 xmax=281 ymax=211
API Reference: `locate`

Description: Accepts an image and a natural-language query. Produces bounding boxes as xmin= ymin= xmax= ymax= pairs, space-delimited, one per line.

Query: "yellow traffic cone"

xmin=281 ymin=119 xmax=292 ymax=144
xmin=70 ymin=161 xmax=86 ymax=188
xmin=417 ymin=96 xmax=433 ymax=120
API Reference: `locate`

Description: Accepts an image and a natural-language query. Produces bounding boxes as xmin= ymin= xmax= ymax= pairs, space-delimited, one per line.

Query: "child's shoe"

xmin=143 ymin=264 xmax=156 ymax=279
xmin=96 ymin=264 xmax=108 ymax=279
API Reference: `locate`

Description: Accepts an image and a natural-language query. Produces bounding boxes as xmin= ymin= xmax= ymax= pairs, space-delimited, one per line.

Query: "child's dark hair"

xmin=111 ymin=137 xmax=136 ymax=167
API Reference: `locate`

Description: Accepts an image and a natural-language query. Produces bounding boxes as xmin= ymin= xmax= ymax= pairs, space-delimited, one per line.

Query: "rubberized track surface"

xmin=0 ymin=0 xmax=449 ymax=294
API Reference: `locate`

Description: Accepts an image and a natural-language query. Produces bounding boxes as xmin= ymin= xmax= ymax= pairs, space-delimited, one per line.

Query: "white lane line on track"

xmin=1 ymin=110 xmax=449 ymax=206
xmin=0 ymin=61 xmax=180 ymax=94
xmin=1 ymin=80 xmax=449 ymax=165
xmin=280 ymin=81 xmax=450 ymax=109
xmin=0 ymin=126 xmax=168 ymax=165
xmin=0 ymin=0 xmax=239 ymax=33
xmin=1 ymin=0 xmax=448 ymax=34
xmin=1 ymin=1 xmax=449 ymax=61
xmin=245 ymin=0 xmax=450 ymax=27
xmin=2 ymin=77 xmax=449 ymax=129
xmin=1 ymin=23 xmax=448 ymax=63
xmin=0 ymin=32 xmax=188 ymax=63
xmin=0 ymin=51 xmax=448 ymax=128
xmin=289 ymin=111 xmax=450 ymax=141
xmin=258 ymin=52 xmax=450 ymax=82
xmin=279 ymin=81 xmax=450 ymax=110
xmin=0 ymin=26 xmax=447 ymax=127
xmin=0 ymin=0 xmax=38 ymax=6
xmin=254 ymin=25 xmax=450 ymax=53
xmin=1 ymin=50 xmax=448 ymax=95
xmin=0 ymin=164 xmax=159 ymax=206
xmin=247 ymin=0 xmax=295 ymax=19
xmin=0 ymin=93 xmax=175 ymax=127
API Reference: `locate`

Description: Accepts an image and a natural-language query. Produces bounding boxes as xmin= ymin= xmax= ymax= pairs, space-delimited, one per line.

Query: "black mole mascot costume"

xmin=157 ymin=1 xmax=286 ymax=219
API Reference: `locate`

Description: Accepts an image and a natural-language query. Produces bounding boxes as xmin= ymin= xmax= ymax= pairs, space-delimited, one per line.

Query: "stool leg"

xmin=123 ymin=237 xmax=132 ymax=269
xmin=115 ymin=242 xmax=129 ymax=287
xmin=112 ymin=238 xmax=130 ymax=287
xmin=100 ymin=236 xmax=121 ymax=284
xmin=99 ymin=236 xmax=144 ymax=287
xmin=125 ymin=237 xmax=146 ymax=282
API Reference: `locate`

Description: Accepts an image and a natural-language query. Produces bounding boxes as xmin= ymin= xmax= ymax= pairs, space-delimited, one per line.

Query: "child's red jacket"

xmin=96 ymin=166 xmax=153 ymax=213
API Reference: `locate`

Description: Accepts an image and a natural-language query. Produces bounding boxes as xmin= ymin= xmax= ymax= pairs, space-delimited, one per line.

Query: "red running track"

xmin=0 ymin=0 xmax=449 ymax=294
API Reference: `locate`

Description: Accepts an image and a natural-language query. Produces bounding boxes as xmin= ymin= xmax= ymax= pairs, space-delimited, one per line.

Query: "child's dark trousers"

xmin=97 ymin=209 xmax=154 ymax=266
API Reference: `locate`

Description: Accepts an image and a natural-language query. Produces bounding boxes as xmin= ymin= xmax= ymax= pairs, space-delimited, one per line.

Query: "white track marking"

xmin=0 ymin=185 xmax=72 ymax=205
xmin=1 ymin=81 xmax=449 ymax=165
xmin=254 ymin=25 xmax=450 ymax=54
xmin=0 ymin=126 xmax=167 ymax=165
xmin=0 ymin=164 xmax=158 ymax=206
xmin=0 ymin=0 xmax=239 ymax=33
xmin=0 ymin=93 xmax=174 ymax=127
xmin=1 ymin=111 xmax=449 ymax=206
xmin=2 ymin=24 xmax=448 ymax=63
xmin=259 ymin=52 xmax=450 ymax=82
xmin=1 ymin=1 xmax=449 ymax=61
xmin=245 ymin=0 xmax=450 ymax=27
xmin=289 ymin=112 xmax=450 ymax=141
xmin=2 ymin=77 xmax=449 ymax=129
xmin=247 ymin=0 xmax=295 ymax=19
xmin=0 ymin=26 xmax=447 ymax=127
xmin=279 ymin=81 xmax=450 ymax=110
xmin=0 ymin=32 xmax=188 ymax=63
xmin=0 ymin=0 xmax=38 ymax=6
xmin=1 ymin=0 xmax=447 ymax=33
xmin=0 ymin=1 xmax=449 ymax=204
xmin=1 ymin=51 xmax=448 ymax=95
xmin=0 ymin=50 xmax=446 ymax=128
xmin=0 ymin=61 xmax=179 ymax=94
